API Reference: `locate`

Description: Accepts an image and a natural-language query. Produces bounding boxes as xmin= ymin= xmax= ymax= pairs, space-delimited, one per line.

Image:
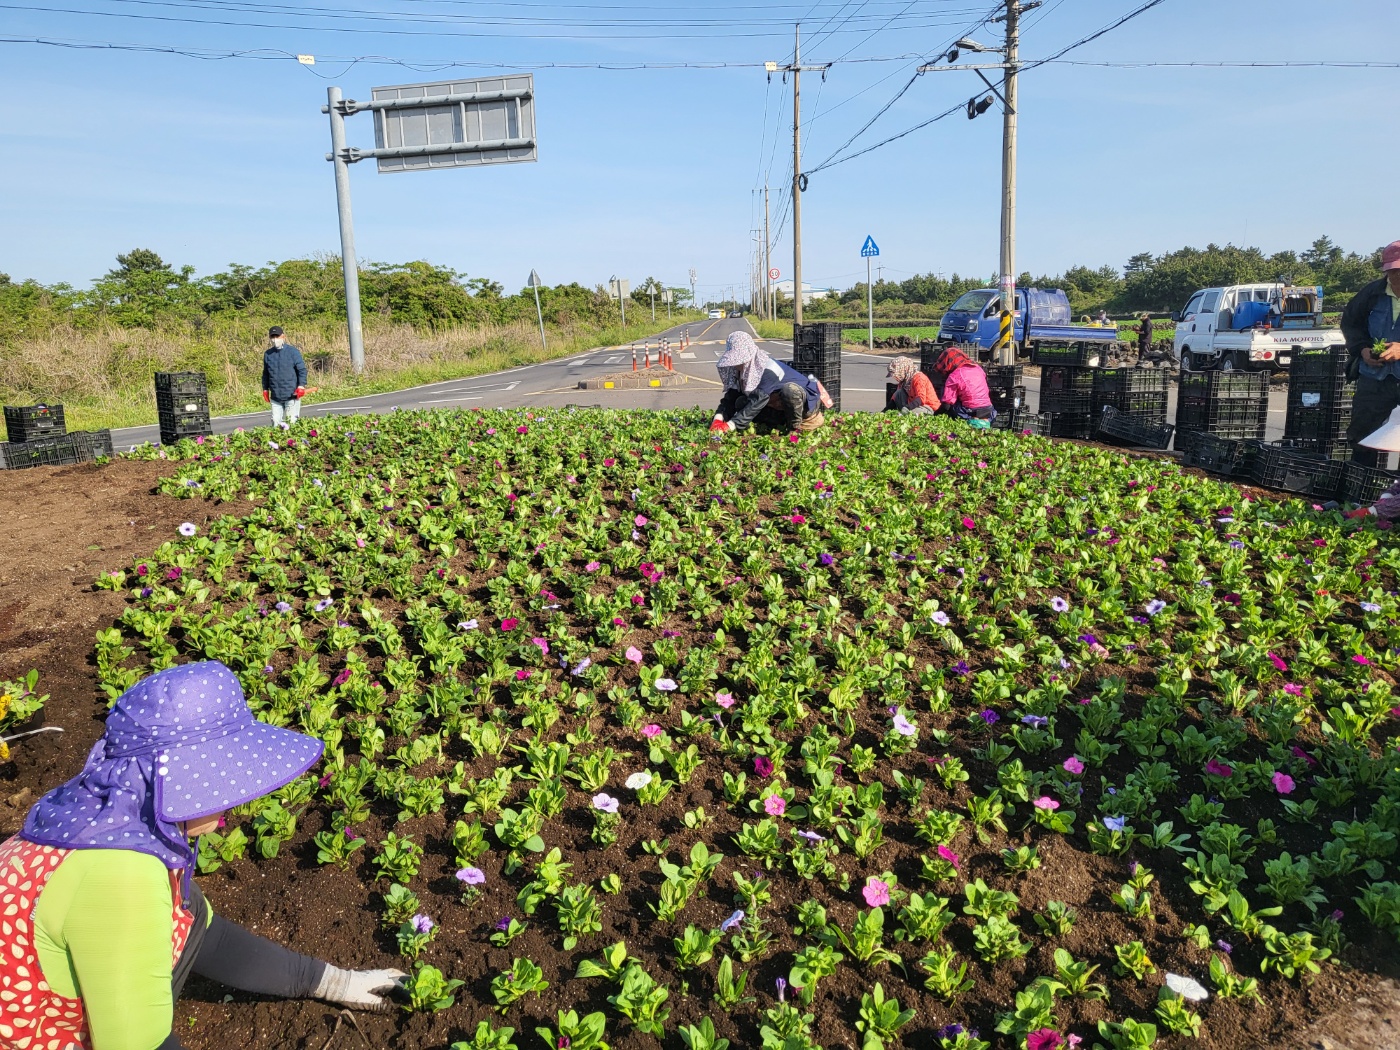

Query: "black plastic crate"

xmin=154 ymin=371 xmax=208 ymax=396
xmin=1046 ymin=412 xmax=1093 ymax=439
xmin=160 ymin=415 xmax=212 ymax=445
xmin=1031 ymin=342 xmax=1101 ymax=367
xmin=1176 ymin=395 xmax=1268 ymax=432
xmin=1341 ymin=462 xmax=1400 ymax=504
xmin=918 ymin=341 xmax=947 ymax=380
xmin=0 ymin=434 xmax=79 ymax=469
xmin=1009 ymin=412 xmax=1050 ymax=435
xmin=1040 ymin=392 xmax=1092 ymax=417
xmin=1041 ymin=365 xmax=1095 ymax=395
xmin=70 ymin=429 xmax=114 ymax=460
xmin=1289 ymin=347 xmax=1349 ymax=380
xmin=1094 ymin=391 xmax=1168 ymax=423
xmin=987 ymin=364 xmax=1024 ymax=391
xmin=1096 ymin=405 xmax=1174 ymax=450
xmin=1093 ymin=368 xmax=1170 ymax=396
xmin=1183 ymin=433 xmax=1252 ymax=475
xmin=1178 ymin=370 xmax=1270 ymax=401
xmin=990 ymin=385 xmax=1028 ymax=412
xmin=156 ymin=390 xmax=211 ymax=417
xmin=4 ymin=404 xmax=66 ymax=443
xmin=1250 ymin=444 xmax=1345 ymax=498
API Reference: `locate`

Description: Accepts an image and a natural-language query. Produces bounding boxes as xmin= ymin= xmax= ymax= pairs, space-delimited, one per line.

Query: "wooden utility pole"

xmin=764 ymin=185 xmax=772 ymax=320
xmin=997 ymin=0 xmax=1021 ymax=366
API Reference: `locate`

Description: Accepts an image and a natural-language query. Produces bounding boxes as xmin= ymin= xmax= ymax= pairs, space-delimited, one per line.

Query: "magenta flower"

xmin=634 ymin=514 xmax=648 ymax=527
xmin=515 ymin=669 xmax=532 ymax=681
xmin=531 ymin=637 xmax=550 ymax=656
xmin=641 ymin=724 xmax=663 ymax=739
xmin=1063 ymin=756 xmax=1085 ymax=775
xmin=715 ymin=692 xmax=735 ymax=709
xmin=1032 ymin=796 xmax=1059 ymax=811
xmin=764 ymin=795 xmax=787 ymax=817
xmin=1272 ymin=772 xmax=1295 ymax=794
xmin=937 ymin=845 xmax=960 ymax=869
xmin=1205 ymin=758 xmax=1233 ymax=778
xmin=1352 ymin=654 xmax=1373 ymax=665
xmin=862 ymin=877 xmax=890 ymax=908
xmin=753 ymin=756 xmax=773 ymax=778
xmin=961 ymin=516 xmax=975 ymax=529
xmin=500 ymin=617 xmax=519 ymax=631
xmin=585 ymin=560 xmax=601 ymax=572
xmin=789 ymin=513 xmax=806 ymax=525
xmin=1267 ymin=651 xmax=1288 ymax=672
xmin=1026 ymin=1030 xmax=1064 ymax=1050
xmin=1283 ymin=682 xmax=1303 ymax=696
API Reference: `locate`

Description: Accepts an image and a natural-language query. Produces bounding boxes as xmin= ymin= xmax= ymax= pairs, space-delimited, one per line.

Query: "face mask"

xmin=271 ymin=337 xmax=285 ymax=348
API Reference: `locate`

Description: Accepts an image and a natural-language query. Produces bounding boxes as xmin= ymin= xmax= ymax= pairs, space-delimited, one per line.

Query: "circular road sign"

xmin=768 ymin=268 xmax=780 ymax=281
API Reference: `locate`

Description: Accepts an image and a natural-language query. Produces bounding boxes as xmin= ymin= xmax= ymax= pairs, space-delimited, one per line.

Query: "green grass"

xmin=750 ymin=319 xmax=793 ymax=341
xmin=846 ymin=325 xmax=941 ymax=346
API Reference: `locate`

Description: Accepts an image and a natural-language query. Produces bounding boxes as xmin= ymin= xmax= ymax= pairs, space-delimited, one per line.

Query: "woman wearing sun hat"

xmin=0 ymin=661 xmax=403 ymax=1050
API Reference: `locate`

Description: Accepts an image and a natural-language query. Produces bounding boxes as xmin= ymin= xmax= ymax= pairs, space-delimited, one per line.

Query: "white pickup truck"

xmin=1172 ymin=283 xmax=1344 ymax=372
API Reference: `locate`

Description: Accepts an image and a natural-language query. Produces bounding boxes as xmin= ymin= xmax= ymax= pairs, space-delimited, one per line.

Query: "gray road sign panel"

xmin=370 ymin=75 xmax=537 ymax=174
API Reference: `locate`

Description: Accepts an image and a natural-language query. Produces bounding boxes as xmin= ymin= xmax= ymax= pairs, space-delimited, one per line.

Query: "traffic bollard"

xmin=631 ymin=344 xmax=637 ymax=372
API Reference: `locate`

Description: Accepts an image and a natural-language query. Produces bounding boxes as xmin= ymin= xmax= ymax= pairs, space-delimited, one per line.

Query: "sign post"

xmin=528 ymin=269 xmax=546 ymax=350
xmin=609 ymin=277 xmax=629 ymax=327
xmin=322 ymin=74 xmax=538 ymax=374
xmin=662 ymin=288 xmax=673 ymax=320
xmin=861 ymin=236 xmax=880 ymax=352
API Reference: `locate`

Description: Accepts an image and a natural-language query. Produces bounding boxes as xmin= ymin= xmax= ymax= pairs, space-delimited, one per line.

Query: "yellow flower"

xmin=0 ymin=694 xmax=11 ymax=720
xmin=0 ymin=741 xmax=10 ymax=763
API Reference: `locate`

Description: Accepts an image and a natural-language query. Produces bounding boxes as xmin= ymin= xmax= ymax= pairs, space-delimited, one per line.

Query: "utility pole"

xmin=326 ymin=86 xmax=366 ymax=374
xmin=763 ymin=185 xmax=772 ymax=320
xmin=998 ymin=0 xmax=1021 ymax=367
xmin=689 ymin=268 xmax=697 ymax=315
xmin=768 ymin=27 xmax=829 ymax=327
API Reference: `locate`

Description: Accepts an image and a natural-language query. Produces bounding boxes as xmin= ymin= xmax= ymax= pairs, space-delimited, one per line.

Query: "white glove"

xmin=315 ymin=966 xmax=407 ymax=1011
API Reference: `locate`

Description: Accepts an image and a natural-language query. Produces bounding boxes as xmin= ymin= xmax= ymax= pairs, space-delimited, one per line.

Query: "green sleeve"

xmin=37 ymin=850 xmax=176 ymax=1050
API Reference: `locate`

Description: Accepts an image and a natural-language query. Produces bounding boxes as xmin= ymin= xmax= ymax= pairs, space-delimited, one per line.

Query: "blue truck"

xmin=937 ymin=287 xmax=1120 ymax=362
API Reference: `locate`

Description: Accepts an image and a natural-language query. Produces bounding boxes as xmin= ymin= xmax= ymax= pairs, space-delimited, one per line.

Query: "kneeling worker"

xmin=2 ymin=662 xmax=404 ymax=1050
xmin=711 ymin=332 xmax=828 ymax=434
xmin=885 ymin=357 xmax=941 ymax=414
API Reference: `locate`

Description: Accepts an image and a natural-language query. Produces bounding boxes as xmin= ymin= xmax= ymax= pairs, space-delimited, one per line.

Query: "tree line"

xmin=804 ymin=237 xmax=1384 ymax=319
xmin=0 ymin=250 xmax=693 ymax=342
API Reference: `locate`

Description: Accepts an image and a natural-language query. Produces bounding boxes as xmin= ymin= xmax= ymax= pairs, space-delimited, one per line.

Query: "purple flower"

xmin=819 ymin=553 xmax=835 ymax=566
xmin=979 ymin=709 xmax=999 ymax=726
xmin=410 ymin=914 xmax=434 ymax=934
xmin=139 ymin=587 xmax=153 ymax=598
xmin=931 ymin=610 xmax=950 ymax=626
xmin=798 ymin=830 xmax=826 ymax=842
xmin=1078 ymin=633 xmax=1098 ymax=646
xmin=1103 ymin=816 xmax=1126 ymax=832
xmin=753 ymin=756 xmax=773 ymax=777
xmin=571 ymin=657 xmax=592 ymax=676
xmin=495 ymin=916 xmax=513 ymax=931
xmin=776 ymin=977 xmax=787 ymax=1002
xmin=1050 ymin=596 xmax=1069 ymax=612
xmin=456 ymin=867 xmax=485 ymax=886
xmin=275 ymin=601 xmax=292 ymax=613
xmin=178 ymin=522 xmax=197 ymax=537
xmin=721 ymin=910 xmax=745 ymax=931
xmin=592 ymin=793 xmax=620 ymax=814
xmin=951 ymin=660 xmax=970 ymax=676
xmin=1145 ymin=599 xmax=1166 ymax=616
xmin=1216 ymin=939 xmax=1232 ymax=954
xmin=314 ymin=598 xmax=334 ymax=612
xmin=1021 ymin=714 xmax=1048 ymax=728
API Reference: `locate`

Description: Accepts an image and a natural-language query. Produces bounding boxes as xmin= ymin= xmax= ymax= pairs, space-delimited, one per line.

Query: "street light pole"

xmin=763 ymin=185 xmax=772 ymax=320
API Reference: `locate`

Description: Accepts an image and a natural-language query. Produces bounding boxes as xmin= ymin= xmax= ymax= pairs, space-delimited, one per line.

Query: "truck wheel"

xmin=1179 ymin=347 xmax=1194 ymax=372
xmin=1220 ymin=354 xmax=1237 ymax=372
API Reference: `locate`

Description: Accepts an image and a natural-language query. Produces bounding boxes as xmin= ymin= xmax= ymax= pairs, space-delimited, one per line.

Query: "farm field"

xmin=4 ymin=408 xmax=1400 ymax=1050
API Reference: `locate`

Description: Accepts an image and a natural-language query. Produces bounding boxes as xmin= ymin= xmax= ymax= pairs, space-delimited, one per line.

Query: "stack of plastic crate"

xmin=1282 ymin=348 xmax=1353 ymax=460
xmin=1037 ymin=365 xmax=1095 ymax=438
xmin=793 ymin=324 xmax=841 ymax=412
xmin=156 ymin=372 xmax=212 ymax=444
xmin=1174 ymin=371 xmax=1269 ymax=451
xmin=1 ymin=404 xmax=113 ymax=470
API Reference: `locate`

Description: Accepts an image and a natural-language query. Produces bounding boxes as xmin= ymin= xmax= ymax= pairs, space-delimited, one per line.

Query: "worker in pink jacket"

xmin=933 ymin=346 xmax=996 ymax=427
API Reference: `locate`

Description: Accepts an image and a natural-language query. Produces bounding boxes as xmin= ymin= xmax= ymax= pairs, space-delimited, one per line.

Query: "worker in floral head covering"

xmin=931 ymin=345 xmax=996 ymax=427
xmin=711 ymin=331 xmax=828 ymax=435
xmin=3 ymin=661 xmax=403 ymax=1050
xmin=884 ymin=357 xmax=941 ymax=414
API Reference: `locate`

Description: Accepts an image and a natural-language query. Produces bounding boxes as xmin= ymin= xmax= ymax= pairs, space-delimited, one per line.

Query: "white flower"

xmin=625 ymin=772 xmax=653 ymax=790
xmin=1164 ymin=973 xmax=1209 ymax=1002
xmin=177 ymin=522 xmax=197 ymax=537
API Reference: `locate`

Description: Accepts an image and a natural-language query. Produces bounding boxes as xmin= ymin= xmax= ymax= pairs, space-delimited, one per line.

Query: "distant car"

xmin=728 ymin=310 xmax=742 ymax=318
xmin=707 ymin=309 xmax=723 ymax=319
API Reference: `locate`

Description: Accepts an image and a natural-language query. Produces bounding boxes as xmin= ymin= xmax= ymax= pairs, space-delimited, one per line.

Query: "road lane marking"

xmin=417 ymin=396 xmax=485 ymax=404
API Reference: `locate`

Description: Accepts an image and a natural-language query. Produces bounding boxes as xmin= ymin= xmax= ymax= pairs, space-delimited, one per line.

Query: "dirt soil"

xmin=0 ymin=457 xmax=1396 ymax=1050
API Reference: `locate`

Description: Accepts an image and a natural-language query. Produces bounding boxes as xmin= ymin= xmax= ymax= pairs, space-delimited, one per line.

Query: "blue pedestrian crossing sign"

xmin=860 ymin=236 xmax=880 ymax=258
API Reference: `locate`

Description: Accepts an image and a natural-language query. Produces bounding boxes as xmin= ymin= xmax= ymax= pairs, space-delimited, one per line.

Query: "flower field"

xmin=97 ymin=408 xmax=1400 ymax=1050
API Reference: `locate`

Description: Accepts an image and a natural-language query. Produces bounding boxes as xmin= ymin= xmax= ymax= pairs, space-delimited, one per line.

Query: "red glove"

xmin=294 ymin=387 xmax=306 ymax=399
xmin=1344 ymin=507 xmax=1372 ymax=520
xmin=709 ymin=418 xmax=729 ymax=433
xmin=262 ymin=390 xmax=270 ymax=403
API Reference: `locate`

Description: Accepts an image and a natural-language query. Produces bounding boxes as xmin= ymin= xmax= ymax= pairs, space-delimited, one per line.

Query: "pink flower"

xmin=500 ymin=617 xmax=519 ymax=631
xmin=789 ymin=513 xmax=806 ymax=525
xmin=634 ymin=514 xmax=648 ymax=527
xmin=332 ymin=668 xmax=352 ymax=687
xmin=1352 ymin=654 xmax=1373 ymax=665
xmin=1283 ymin=682 xmax=1303 ymax=696
xmin=641 ymin=724 xmax=663 ymax=739
xmin=753 ymin=756 xmax=773 ymax=777
xmin=1032 ymin=796 xmax=1059 ymax=811
xmin=1291 ymin=745 xmax=1317 ymax=766
xmin=764 ymin=795 xmax=787 ymax=817
xmin=1272 ymin=772 xmax=1295 ymax=794
xmin=715 ymin=692 xmax=735 ymax=709
xmin=1205 ymin=758 xmax=1232 ymax=778
xmin=1062 ymin=756 xmax=1085 ymax=775
xmin=516 ymin=425 xmax=528 ymax=434
xmin=1267 ymin=651 xmax=1288 ymax=672
xmin=937 ymin=845 xmax=960 ymax=869
xmin=603 ymin=457 xmax=616 ymax=466
xmin=961 ymin=516 xmax=975 ymax=529
xmin=531 ymin=637 xmax=549 ymax=655
xmin=861 ymin=877 xmax=890 ymax=908
xmin=585 ymin=561 xmax=601 ymax=572
xmin=1027 ymin=1030 xmax=1064 ymax=1050
xmin=625 ymin=646 xmax=643 ymax=664
xmin=514 ymin=669 xmax=531 ymax=681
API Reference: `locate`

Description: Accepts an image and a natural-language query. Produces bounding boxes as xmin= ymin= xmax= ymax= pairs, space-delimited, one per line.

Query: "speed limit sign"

xmin=768 ymin=267 xmax=780 ymax=281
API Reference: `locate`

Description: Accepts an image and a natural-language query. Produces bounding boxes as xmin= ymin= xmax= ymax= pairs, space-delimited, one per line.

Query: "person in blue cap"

xmin=0 ymin=661 xmax=402 ymax=1050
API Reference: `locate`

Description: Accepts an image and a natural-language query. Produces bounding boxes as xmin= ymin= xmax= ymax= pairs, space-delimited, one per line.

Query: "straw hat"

xmin=1360 ymin=406 xmax=1400 ymax=452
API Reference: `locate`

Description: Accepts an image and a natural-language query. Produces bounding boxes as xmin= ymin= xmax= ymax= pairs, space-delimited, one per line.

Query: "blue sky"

xmin=1 ymin=1 xmax=1395 ymax=303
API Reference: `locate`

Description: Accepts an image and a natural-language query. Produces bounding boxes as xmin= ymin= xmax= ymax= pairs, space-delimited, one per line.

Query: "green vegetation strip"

xmin=93 ymin=410 xmax=1400 ymax=1049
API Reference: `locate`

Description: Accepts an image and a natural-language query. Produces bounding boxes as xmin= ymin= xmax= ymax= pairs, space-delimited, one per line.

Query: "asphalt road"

xmin=110 ymin=317 xmax=1287 ymax=447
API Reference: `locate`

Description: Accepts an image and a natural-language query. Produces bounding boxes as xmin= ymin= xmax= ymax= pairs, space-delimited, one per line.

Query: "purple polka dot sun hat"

xmin=22 ymin=661 xmax=323 ymax=872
